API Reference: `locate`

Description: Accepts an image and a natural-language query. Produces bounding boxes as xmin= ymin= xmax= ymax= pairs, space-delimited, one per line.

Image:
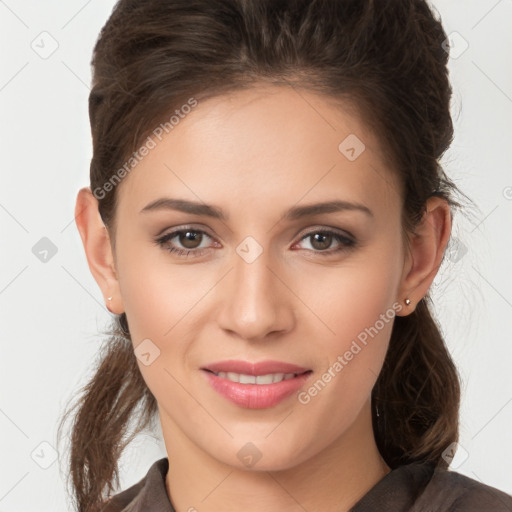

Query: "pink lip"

xmin=201 ymin=360 xmax=312 ymax=409
xmin=202 ymin=359 xmax=310 ymax=375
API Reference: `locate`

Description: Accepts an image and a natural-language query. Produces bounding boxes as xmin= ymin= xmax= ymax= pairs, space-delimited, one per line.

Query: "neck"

xmin=162 ymin=399 xmax=390 ymax=512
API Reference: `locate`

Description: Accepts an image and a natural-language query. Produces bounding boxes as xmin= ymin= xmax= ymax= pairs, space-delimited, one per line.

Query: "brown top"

xmin=101 ymin=457 xmax=512 ymax=512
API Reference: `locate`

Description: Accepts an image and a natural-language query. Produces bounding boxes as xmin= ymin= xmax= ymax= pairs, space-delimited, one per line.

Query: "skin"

xmin=76 ymin=84 xmax=451 ymax=512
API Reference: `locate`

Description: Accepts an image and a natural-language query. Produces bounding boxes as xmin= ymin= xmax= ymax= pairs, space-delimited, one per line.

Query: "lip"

xmin=202 ymin=359 xmax=311 ymax=375
xmin=201 ymin=359 xmax=313 ymax=409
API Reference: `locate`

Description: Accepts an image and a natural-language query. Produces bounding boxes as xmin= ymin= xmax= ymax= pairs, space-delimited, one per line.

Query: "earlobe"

xmin=396 ymin=197 xmax=452 ymax=316
xmin=74 ymin=187 xmax=124 ymax=314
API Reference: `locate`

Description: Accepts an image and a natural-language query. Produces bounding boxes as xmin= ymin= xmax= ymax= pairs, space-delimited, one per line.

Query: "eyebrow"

xmin=140 ymin=197 xmax=374 ymax=221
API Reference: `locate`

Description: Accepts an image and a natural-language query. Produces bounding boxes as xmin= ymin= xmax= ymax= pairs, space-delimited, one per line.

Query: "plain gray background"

xmin=1 ymin=0 xmax=511 ymax=510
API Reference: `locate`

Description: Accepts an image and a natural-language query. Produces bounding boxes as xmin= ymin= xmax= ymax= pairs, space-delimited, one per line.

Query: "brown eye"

xmin=155 ymin=228 xmax=215 ymax=257
xmin=179 ymin=230 xmax=204 ymax=249
xmin=309 ymin=232 xmax=333 ymax=251
xmin=295 ymin=229 xmax=356 ymax=255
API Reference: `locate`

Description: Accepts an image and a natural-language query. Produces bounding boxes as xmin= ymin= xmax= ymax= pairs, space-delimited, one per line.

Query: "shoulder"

xmin=350 ymin=461 xmax=512 ymax=512
xmin=416 ymin=466 xmax=512 ymax=511
xmin=100 ymin=458 xmax=172 ymax=512
xmin=101 ymin=480 xmax=145 ymax=512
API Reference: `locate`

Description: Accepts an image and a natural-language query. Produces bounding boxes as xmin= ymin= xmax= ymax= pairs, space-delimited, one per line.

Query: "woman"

xmin=58 ymin=0 xmax=512 ymax=511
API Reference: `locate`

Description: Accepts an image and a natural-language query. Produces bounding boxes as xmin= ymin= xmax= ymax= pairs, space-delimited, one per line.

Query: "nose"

xmin=216 ymin=246 xmax=295 ymax=342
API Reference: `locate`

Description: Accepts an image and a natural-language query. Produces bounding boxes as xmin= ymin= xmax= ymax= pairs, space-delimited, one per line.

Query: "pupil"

xmin=180 ymin=231 xmax=201 ymax=249
xmin=177 ymin=232 xmax=332 ymax=251
xmin=312 ymin=233 xmax=331 ymax=250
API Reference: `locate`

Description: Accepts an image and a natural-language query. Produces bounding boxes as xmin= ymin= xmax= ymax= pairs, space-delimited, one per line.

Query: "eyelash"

xmin=154 ymin=226 xmax=356 ymax=258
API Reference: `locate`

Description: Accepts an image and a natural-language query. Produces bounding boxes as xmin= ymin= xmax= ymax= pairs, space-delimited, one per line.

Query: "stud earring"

xmin=404 ymin=298 xmax=411 ymax=306
xmin=107 ymin=297 xmax=112 ymax=301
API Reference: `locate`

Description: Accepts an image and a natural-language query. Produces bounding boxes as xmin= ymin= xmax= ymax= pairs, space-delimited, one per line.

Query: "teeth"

xmin=215 ymin=371 xmax=297 ymax=384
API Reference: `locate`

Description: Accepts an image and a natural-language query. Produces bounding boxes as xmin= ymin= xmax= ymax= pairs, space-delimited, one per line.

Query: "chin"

xmin=210 ymin=436 xmax=314 ymax=473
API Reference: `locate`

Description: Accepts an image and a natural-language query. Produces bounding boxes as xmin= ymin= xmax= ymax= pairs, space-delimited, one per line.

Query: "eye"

xmin=293 ymin=229 xmax=356 ymax=254
xmin=155 ymin=226 xmax=356 ymax=258
xmin=155 ymin=228 xmax=217 ymax=257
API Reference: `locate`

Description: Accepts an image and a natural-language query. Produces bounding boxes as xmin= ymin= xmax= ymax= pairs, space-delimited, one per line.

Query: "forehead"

xmin=115 ymin=84 xmax=401 ymax=219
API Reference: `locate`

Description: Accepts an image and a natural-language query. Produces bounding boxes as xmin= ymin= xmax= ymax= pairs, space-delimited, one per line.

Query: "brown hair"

xmin=58 ymin=1 xmax=465 ymax=510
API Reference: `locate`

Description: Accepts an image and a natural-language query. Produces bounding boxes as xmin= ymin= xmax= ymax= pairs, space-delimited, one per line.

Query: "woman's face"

xmin=111 ymin=85 xmax=409 ymax=470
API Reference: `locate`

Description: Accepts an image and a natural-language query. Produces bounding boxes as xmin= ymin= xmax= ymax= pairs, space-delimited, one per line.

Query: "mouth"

xmin=200 ymin=360 xmax=313 ymax=409
xmin=202 ymin=369 xmax=311 ymax=385
xmin=201 ymin=359 xmax=313 ymax=383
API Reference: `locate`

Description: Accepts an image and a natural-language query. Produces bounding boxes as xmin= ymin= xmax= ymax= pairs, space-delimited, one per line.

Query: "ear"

xmin=396 ymin=196 xmax=452 ymax=316
xmin=75 ymin=187 xmax=124 ymax=314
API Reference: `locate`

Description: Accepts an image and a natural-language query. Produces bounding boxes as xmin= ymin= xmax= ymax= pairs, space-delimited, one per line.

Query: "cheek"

xmin=310 ymin=287 xmax=396 ymax=401
xmin=115 ymin=246 xmax=210 ymax=394
xmin=302 ymin=253 xmax=402 ymax=348
xmin=295 ymin=287 xmax=397 ymax=446
xmin=116 ymin=241 xmax=199 ymax=339
xmin=294 ymin=247 xmax=401 ymax=404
